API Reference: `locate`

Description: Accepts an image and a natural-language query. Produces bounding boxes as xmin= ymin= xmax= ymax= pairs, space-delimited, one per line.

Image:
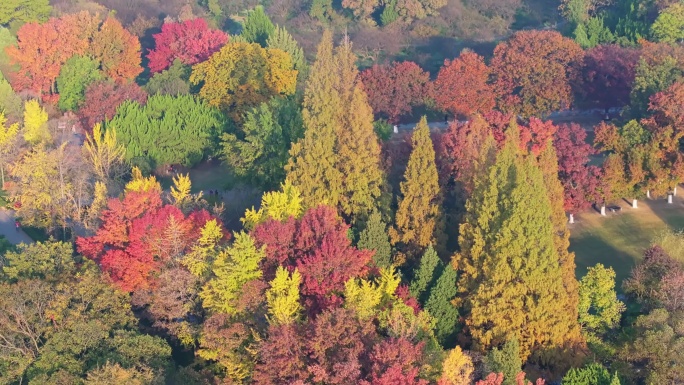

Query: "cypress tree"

xmin=485 ymin=339 xmax=522 ymax=385
xmin=390 ymin=116 xmax=445 ymax=256
xmin=241 ymin=6 xmax=275 ymax=47
xmin=538 ymin=142 xmax=581 ymax=332
xmin=266 ymin=25 xmax=308 ymax=81
xmin=454 ymin=126 xmax=581 ymax=361
xmin=409 ymin=244 xmax=441 ymax=302
xmin=424 ymin=264 xmax=459 ymax=347
xmin=357 ymin=211 xmax=393 ymax=269
xmin=286 ymin=30 xmax=343 ymax=209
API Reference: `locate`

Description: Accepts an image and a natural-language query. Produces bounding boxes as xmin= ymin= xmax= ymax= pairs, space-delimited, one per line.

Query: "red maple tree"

xmin=575 ymin=44 xmax=640 ymax=110
xmin=554 ymin=123 xmax=599 ymax=213
xmin=147 ymin=18 xmax=228 ymax=73
xmin=77 ymin=80 xmax=148 ymax=128
xmin=434 ymin=51 xmax=496 ymax=118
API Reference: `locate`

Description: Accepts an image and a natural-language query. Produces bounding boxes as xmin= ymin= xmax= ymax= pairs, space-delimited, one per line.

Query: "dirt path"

xmin=0 ymin=208 xmax=33 ymax=245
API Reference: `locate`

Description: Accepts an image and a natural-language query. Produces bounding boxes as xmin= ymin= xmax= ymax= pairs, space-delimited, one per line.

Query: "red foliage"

xmin=520 ymin=117 xmax=558 ymax=156
xmin=554 ymin=123 xmax=599 ymax=212
xmin=624 ymin=245 xmax=684 ymax=311
xmin=363 ymin=338 xmax=427 ymax=385
xmin=254 ymin=324 xmax=308 ymax=384
xmin=491 ymin=30 xmax=583 ymax=117
xmin=395 ymin=285 xmax=421 ymax=314
xmin=648 ymin=80 xmax=684 ymax=133
xmin=477 ymin=373 xmax=505 ymax=385
xmin=433 ymin=51 xmax=496 ymax=118
xmin=90 ymin=17 xmax=143 ymax=82
xmin=147 ymin=18 xmax=228 ymax=73
xmin=76 ymin=189 xmax=216 ymax=292
xmin=252 ymin=206 xmax=373 ymax=314
xmin=77 ymin=80 xmax=148 ymax=128
xmin=359 ymin=61 xmax=431 ymax=123
xmin=576 ymin=44 xmax=640 ymax=110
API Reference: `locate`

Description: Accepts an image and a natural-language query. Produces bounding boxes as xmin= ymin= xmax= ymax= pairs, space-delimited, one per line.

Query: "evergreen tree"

xmin=286 ymin=30 xmax=343 ymax=209
xmin=267 ymin=25 xmax=307 ymax=79
xmin=538 ymin=142 xmax=580 ymax=330
xmin=357 ymin=211 xmax=393 ymax=269
xmin=335 ymin=39 xmax=384 ymax=219
xmin=562 ymin=363 xmax=616 ymax=385
xmin=454 ymin=127 xmax=582 ymax=361
xmin=424 ymin=264 xmax=459 ymax=347
xmin=390 ymin=116 xmax=445 ymax=256
xmin=485 ymin=339 xmax=522 ymax=385
xmin=409 ymin=244 xmax=441 ymax=302
xmin=56 ymin=55 xmax=102 ymax=111
xmin=241 ymin=6 xmax=275 ymax=47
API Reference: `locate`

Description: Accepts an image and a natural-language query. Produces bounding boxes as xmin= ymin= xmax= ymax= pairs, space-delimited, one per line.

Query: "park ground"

xmin=569 ymin=195 xmax=684 ymax=289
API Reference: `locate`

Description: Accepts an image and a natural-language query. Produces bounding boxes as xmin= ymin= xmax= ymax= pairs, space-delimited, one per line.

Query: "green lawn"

xmin=569 ymin=196 xmax=684 ymax=289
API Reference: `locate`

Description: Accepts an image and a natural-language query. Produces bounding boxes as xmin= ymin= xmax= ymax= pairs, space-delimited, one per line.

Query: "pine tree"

xmin=454 ymin=127 xmax=582 ymax=361
xmin=240 ymin=5 xmax=275 ymax=47
xmin=357 ymin=211 xmax=393 ymax=268
xmin=538 ymin=142 xmax=580 ymax=330
xmin=266 ymin=25 xmax=307 ymax=76
xmin=286 ymin=30 xmax=343 ymax=209
xmin=485 ymin=339 xmax=522 ymax=385
xmin=409 ymin=244 xmax=441 ymax=302
xmin=390 ymin=116 xmax=444 ymax=255
xmin=424 ymin=264 xmax=459 ymax=346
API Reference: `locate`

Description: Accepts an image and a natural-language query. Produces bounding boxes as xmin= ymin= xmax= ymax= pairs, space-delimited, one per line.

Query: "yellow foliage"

xmin=266 ymin=266 xmax=302 ymax=326
xmin=23 ymin=99 xmax=50 ymax=145
xmin=183 ymin=219 xmax=224 ymax=277
xmin=241 ymin=180 xmax=302 ymax=230
xmin=83 ymin=123 xmax=126 ymax=182
xmin=440 ymin=346 xmax=474 ymax=385
xmin=85 ymin=362 xmax=157 ymax=385
xmin=344 ymin=267 xmax=401 ymax=320
xmin=86 ymin=181 xmax=108 ymax=229
xmin=265 ymin=47 xmax=298 ymax=95
xmin=0 ymin=112 xmax=19 ymax=147
xmin=125 ymin=166 xmax=161 ymax=193
xmin=170 ymin=173 xmax=192 ymax=206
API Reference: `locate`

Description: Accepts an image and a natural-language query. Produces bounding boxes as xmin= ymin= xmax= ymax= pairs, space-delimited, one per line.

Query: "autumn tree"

xmin=22 ymin=98 xmax=49 ymax=145
xmin=240 ymin=6 xmax=275 ymax=47
xmin=56 ymin=55 xmax=102 ymax=111
xmin=630 ymin=41 xmax=684 ymax=117
xmin=439 ymin=346 xmax=474 ymax=385
xmin=575 ymin=44 xmax=640 ymax=110
xmin=88 ymin=16 xmax=143 ymax=82
xmin=147 ymin=18 xmax=228 ymax=73
xmin=78 ymin=80 xmax=147 ymax=129
xmin=491 ymin=30 xmax=583 ymax=117
xmin=554 ymin=123 xmax=599 ymax=216
xmin=454 ymin=127 xmax=582 ymax=361
xmin=360 ymin=61 xmax=431 ymax=122
xmin=390 ymin=117 xmax=445 ymax=255
xmin=623 ymin=245 xmax=684 ymax=312
xmin=82 ymin=123 xmax=126 ymax=185
xmin=286 ymin=30 xmax=342 ymax=209
xmin=190 ymin=41 xmax=297 ymax=121
xmin=0 ymin=112 xmax=19 ymax=187
xmin=434 ymin=50 xmax=496 ymax=118
xmin=266 ymin=25 xmax=307 ymax=82
xmin=241 ymin=181 xmax=303 ymax=230
xmin=651 ymin=2 xmax=684 ymax=43
xmin=107 ymin=94 xmax=224 ymax=167
xmin=266 ymin=266 xmax=302 ymax=326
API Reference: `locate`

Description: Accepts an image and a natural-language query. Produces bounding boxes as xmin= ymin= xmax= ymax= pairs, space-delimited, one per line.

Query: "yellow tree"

xmin=83 ymin=123 xmax=126 ymax=185
xmin=183 ymin=219 xmax=225 ymax=277
xmin=389 ymin=116 xmax=445 ymax=255
xmin=125 ymin=166 xmax=161 ymax=193
xmin=9 ymin=148 xmax=59 ymax=228
xmin=440 ymin=346 xmax=474 ymax=385
xmin=335 ymin=38 xmax=384 ymax=219
xmin=241 ymin=180 xmax=302 ymax=230
xmin=190 ymin=41 xmax=297 ymax=121
xmin=85 ymin=180 xmax=108 ymax=230
xmin=285 ymin=30 xmax=343 ymax=209
xmin=0 ymin=112 xmax=19 ymax=187
xmin=266 ymin=266 xmax=302 ymax=326
xmin=23 ymin=99 xmax=50 ymax=145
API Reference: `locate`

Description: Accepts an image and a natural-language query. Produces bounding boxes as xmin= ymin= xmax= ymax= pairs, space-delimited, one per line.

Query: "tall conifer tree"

xmin=454 ymin=126 xmax=581 ymax=361
xmin=538 ymin=141 xmax=580 ymax=325
xmin=286 ymin=30 xmax=343 ymax=208
xmin=390 ymin=116 xmax=445 ymax=255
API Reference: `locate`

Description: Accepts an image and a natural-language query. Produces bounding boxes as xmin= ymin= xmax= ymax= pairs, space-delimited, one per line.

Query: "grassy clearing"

xmin=569 ymin=195 xmax=684 ymax=288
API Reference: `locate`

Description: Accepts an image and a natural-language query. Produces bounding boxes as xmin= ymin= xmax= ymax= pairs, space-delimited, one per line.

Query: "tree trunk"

xmin=647 ymin=190 xmax=651 ymax=199
xmin=675 ymin=186 xmax=678 ymax=196
xmin=632 ymin=199 xmax=638 ymax=208
xmin=600 ymin=205 xmax=606 ymax=216
xmin=668 ymin=194 xmax=673 ymax=204
xmin=568 ymin=213 xmax=574 ymax=224
xmin=1 ymin=164 xmax=4 ymax=189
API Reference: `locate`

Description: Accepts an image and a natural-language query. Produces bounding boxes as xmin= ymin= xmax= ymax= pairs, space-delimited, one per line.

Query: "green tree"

xmin=578 ymin=264 xmax=625 ymax=336
xmin=454 ymin=127 xmax=582 ymax=361
xmin=145 ymin=59 xmax=190 ymax=96
xmin=0 ymin=0 xmax=51 ymax=31
xmin=266 ymin=25 xmax=307 ymax=80
xmin=107 ymin=94 xmax=224 ymax=167
xmin=409 ymin=244 xmax=441 ymax=302
xmin=57 ymin=55 xmax=102 ymax=112
xmin=0 ymin=26 xmax=16 ymax=67
xmin=241 ymin=6 xmax=275 ymax=47
xmin=563 ymin=363 xmax=619 ymax=385
xmin=389 ymin=116 xmax=444 ymax=256
xmin=485 ymin=339 xmax=522 ymax=385
xmin=286 ymin=30 xmax=343 ymax=209
xmin=631 ymin=56 xmax=683 ymax=118
xmin=222 ymin=97 xmax=303 ymax=190
xmin=651 ymin=3 xmax=684 ymax=43
xmin=201 ymin=232 xmax=265 ymax=315
xmin=357 ymin=211 xmax=393 ymax=269
xmin=424 ymin=264 xmax=459 ymax=346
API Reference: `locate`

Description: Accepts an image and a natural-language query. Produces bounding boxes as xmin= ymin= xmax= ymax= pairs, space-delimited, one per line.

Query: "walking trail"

xmin=0 ymin=208 xmax=33 ymax=245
